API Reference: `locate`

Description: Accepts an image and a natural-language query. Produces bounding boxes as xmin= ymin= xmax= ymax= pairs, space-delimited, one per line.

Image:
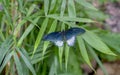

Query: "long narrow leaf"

xmin=17 ymin=17 xmax=40 ymax=46
xmin=65 ymin=44 xmax=69 ymax=70
xmin=75 ymin=0 xmax=97 ymax=11
xmin=33 ymin=18 xmax=49 ymax=57
xmin=0 ymin=28 xmax=5 ymax=41
xmin=17 ymin=48 xmax=36 ymax=75
xmin=60 ymin=0 xmax=66 ymax=17
xmin=17 ymin=0 xmax=25 ymax=14
xmin=68 ymin=0 xmax=76 ymax=17
xmin=77 ymin=36 xmax=93 ymax=70
xmin=87 ymin=45 xmax=108 ymax=75
xmin=13 ymin=20 xmax=27 ymax=36
xmin=44 ymin=0 xmax=49 ymax=16
xmin=13 ymin=51 xmax=23 ymax=75
xmin=82 ymin=30 xmax=116 ymax=56
xmin=59 ymin=46 xmax=64 ymax=69
xmin=43 ymin=20 xmax=57 ymax=56
xmin=2 ymin=0 xmax=13 ymax=26
xmin=0 ymin=51 xmax=12 ymax=72
xmin=26 ymin=4 xmax=37 ymax=16
xmin=49 ymin=0 xmax=56 ymax=13
xmin=47 ymin=15 xmax=94 ymax=22
xmin=0 ymin=38 xmax=12 ymax=65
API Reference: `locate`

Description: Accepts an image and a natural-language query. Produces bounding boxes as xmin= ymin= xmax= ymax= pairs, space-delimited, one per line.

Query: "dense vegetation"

xmin=0 ymin=0 xmax=120 ymax=75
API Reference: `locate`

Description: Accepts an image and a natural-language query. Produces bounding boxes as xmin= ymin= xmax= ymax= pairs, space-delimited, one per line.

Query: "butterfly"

xmin=43 ymin=27 xmax=85 ymax=47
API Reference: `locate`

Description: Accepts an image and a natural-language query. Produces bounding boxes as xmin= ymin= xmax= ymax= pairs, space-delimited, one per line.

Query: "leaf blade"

xmin=17 ymin=48 xmax=36 ymax=75
xmin=82 ymin=31 xmax=116 ymax=56
xmin=33 ymin=18 xmax=49 ymax=57
xmin=68 ymin=0 xmax=76 ymax=17
xmin=77 ymin=36 xmax=93 ymax=70
xmin=75 ymin=0 xmax=97 ymax=11
xmin=13 ymin=51 xmax=23 ymax=75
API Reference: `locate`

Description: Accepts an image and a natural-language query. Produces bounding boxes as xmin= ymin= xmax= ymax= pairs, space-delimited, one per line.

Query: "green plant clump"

xmin=0 ymin=0 xmax=118 ymax=75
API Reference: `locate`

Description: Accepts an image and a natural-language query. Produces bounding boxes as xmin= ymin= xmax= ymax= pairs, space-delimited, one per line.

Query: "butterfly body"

xmin=43 ymin=27 xmax=85 ymax=46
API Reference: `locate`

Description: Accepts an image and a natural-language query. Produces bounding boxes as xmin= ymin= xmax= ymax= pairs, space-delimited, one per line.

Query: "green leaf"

xmin=68 ymin=50 xmax=82 ymax=75
xmin=0 ymin=51 xmax=12 ymax=72
xmin=85 ymin=10 xmax=108 ymax=20
xmin=68 ymin=0 xmax=76 ymax=17
xmin=65 ymin=44 xmax=69 ymax=70
xmin=49 ymin=0 xmax=56 ymax=13
xmin=49 ymin=56 xmax=58 ymax=75
xmin=77 ymin=36 xmax=93 ymax=70
xmin=44 ymin=0 xmax=49 ymax=16
xmin=47 ymin=15 xmax=94 ymax=22
xmin=21 ymin=59 xmax=30 ymax=75
xmin=59 ymin=46 xmax=64 ymax=69
xmin=60 ymin=0 xmax=66 ymax=17
xmin=61 ymin=17 xmax=94 ymax=22
xmin=25 ymin=16 xmax=40 ymax=29
xmin=99 ymin=33 xmax=120 ymax=53
xmin=13 ymin=51 xmax=23 ymax=75
xmin=0 ymin=37 xmax=12 ymax=65
xmin=2 ymin=1 xmax=13 ymax=26
xmin=26 ymin=4 xmax=37 ymax=16
xmin=17 ymin=0 xmax=25 ymax=14
xmin=0 ymin=29 xmax=5 ymax=41
xmin=61 ymin=23 xmax=65 ymax=30
xmin=87 ymin=45 xmax=108 ymax=75
xmin=82 ymin=31 xmax=116 ymax=56
xmin=43 ymin=20 xmax=57 ymax=56
xmin=17 ymin=48 xmax=36 ymax=75
xmin=13 ymin=20 xmax=27 ymax=37
xmin=75 ymin=0 xmax=97 ymax=11
xmin=33 ymin=18 xmax=49 ymax=57
xmin=17 ymin=17 xmax=40 ymax=46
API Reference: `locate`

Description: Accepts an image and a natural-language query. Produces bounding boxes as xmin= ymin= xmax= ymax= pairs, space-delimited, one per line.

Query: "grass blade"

xmin=65 ymin=44 xmax=69 ymax=70
xmin=59 ymin=46 xmax=64 ymax=70
xmin=47 ymin=15 xmax=94 ymax=22
xmin=49 ymin=56 xmax=58 ymax=75
xmin=60 ymin=0 xmax=66 ymax=17
xmin=75 ymin=0 xmax=97 ymax=11
xmin=43 ymin=20 xmax=57 ymax=56
xmin=82 ymin=30 xmax=116 ymax=56
xmin=77 ymin=36 xmax=94 ymax=70
xmin=44 ymin=0 xmax=49 ymax=16
xmin=17 ymin=17 xmax=40 ymax=46
xmin=49 ymin=0 xmax=56 ymax=13
xmin=33 ymin=18 xmax=49 ymax=57
xmin=0 ymin=51 xmax=12 ymax=72
xmin=0 ymin=38 xmax=12 ymax=65
xmin=26 ymin=4 xmax=37 ymax=16
xmin=68 ymin=0 xmax=76 ymax=17
xmin=87 ymin=45 xmax=108 ymax=75
xmin=17 ymin=48 xmax=36 ymax=75
xmin=13 ymin=51 xmax=23 ymax=75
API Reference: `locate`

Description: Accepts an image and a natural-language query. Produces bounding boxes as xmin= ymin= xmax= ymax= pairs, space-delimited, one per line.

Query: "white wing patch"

xmin=54 ymin=40 xmax=64 ymax=47
xmin=66 ymin=36 xmax=75 ymax=46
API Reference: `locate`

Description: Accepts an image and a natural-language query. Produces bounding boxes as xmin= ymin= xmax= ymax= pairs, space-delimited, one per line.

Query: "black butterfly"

xmin=43 ymin=27 xmax=85 ymax=46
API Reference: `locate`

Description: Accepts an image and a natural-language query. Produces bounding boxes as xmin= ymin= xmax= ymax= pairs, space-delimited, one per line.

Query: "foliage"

xmin=0 ymin=0 xmax=118 ymax=75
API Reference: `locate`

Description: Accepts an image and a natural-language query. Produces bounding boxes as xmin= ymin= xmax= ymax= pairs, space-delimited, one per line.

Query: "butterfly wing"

xmin=65 ymin=27 xmax=85 ymax=46
xmin=43 ymin=32 xmax=64 ymax=46
xmin=66 ymin=27 xmax=85 ymax=36
xmin=66 ymin=36 xmax=76 ymax=46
